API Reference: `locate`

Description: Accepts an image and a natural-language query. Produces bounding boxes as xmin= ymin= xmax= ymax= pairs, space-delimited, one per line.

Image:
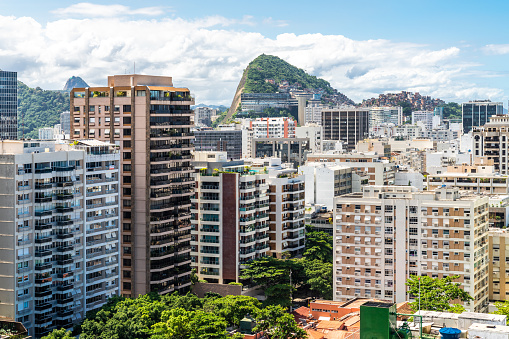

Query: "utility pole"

xmin=289 ymin=268 xmax=293 ymax=312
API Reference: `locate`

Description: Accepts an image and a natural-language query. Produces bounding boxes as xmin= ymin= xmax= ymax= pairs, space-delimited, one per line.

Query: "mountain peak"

xmin=63 ymin=76 xmax=89 ymax=91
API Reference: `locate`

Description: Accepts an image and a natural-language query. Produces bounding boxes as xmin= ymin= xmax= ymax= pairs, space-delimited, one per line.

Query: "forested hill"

xmin=226 ymin=54 xmax=354 ymax=120
xmin=17 ymin=81 xmax=69 ymax=139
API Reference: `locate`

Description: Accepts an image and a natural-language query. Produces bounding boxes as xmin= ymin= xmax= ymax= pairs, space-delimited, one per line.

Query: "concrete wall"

xmin=192 ymin=282 xmax=242 ymax=298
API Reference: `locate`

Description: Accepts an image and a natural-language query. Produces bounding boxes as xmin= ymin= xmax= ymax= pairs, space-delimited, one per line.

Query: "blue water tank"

xmin=439 ymin=327 xmax=461 ymax=339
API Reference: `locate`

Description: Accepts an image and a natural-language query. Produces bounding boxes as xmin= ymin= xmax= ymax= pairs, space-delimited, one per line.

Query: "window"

xmin=123 ymin=164 xmax=132 ymax=172
xmin=123 ymin=105 xmax=132 ymax=112
xmin=105 ymin=117 xmax=111 ymax=124
xmin=123 ymin=176 xmax=132 ymax=184
xmin=123 ymin=188 xmax=131 ymax=196
xmin=123 ymin=140 xmax=131 ymax=148
xmin=123 ymin=152 xmax=131 ymax=160
xmin=385 ymin=205 xmax=393 ymax=212
xmin=123 ymin=117 xmax=131 ymax=124
xmin=89 ymin=117 xmax=95 ymax=124
xmin=123 ymin=129 xmax=131 ymax=136
xmin=105 ymin=105 xmax=110 ymax=111
xmin=385 ymin=216 xmax=393 ymax=223
xmin=136 ymin=90 xmax=146 ymax=97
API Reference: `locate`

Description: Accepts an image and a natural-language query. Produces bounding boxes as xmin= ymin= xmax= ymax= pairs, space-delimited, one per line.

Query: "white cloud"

xmin=52 ymin=3 xmax=167 ymax=17
xmin=0 ymin=13 xmax=505 ymax=106
xmin=483 ymin=44 xmax=509 ymax=55
xmin=262 ymin=17 xmax=289 ymax=27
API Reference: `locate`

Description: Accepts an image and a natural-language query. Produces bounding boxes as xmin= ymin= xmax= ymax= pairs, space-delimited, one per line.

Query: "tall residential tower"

xmin=71 ymin=74 xmax=194 ymax=297
xmin=0 ymin=70 xmax=18 ymax=140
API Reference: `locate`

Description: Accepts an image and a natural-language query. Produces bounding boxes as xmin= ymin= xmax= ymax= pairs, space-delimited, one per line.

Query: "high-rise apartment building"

xmin=488 ymin=229 xmax=509 ymax=302
xmin=463 ymin=100 xmax=504 ymax=134
xmin=70 ymin=74 xmax=194 ymax=297
xmin=369 ymin=107 xmax=403 ymax=133
xmin=473 ymin=115 xmax=509 ymax=175
xmin=0 ymin=140 xmax=120 ymax=337
xmin=251 ymin=117 xmax=296 ymax=139
xmin=191 ymin=153 xmax=270 ymax=283
xmin=304 ymin=99 xmax=323 ymax=125
xmin=194 ymin=107 xmax=219 ymax=127
xmin=299 ymin=162 xmax=352 ymax=210
xmin=0 ymin=70 xmax=18 ymax=140
xmin=321 ymin=108 xmax=369 ymax=150
xmin=333 ymin=186 xmax=489 ymax=312
xmin=268 ymin=168 xmax=306 ymax=258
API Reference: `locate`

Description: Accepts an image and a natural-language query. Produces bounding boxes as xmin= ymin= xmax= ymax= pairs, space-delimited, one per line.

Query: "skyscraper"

xmin=0 ymin=70 xmax=18 ymax=140
xmin=71 ymin=74 xmax=194 ymax=297
xmin=462 ymin=100 xmax=504 ymax=134
xmin=321 ymin=108 xmax=369 ymax=150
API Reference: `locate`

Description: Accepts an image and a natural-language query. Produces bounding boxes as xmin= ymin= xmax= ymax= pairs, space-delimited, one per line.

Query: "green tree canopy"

xmin=492 ymin=300 xmax=509 ymax=324
xmin=42 ymin=328 xmax=75 ymax=339
xmin=406 ymin=275 xmax=473 ymax=312
xmin=303 ymin=229 xmax=333 ymax=263
xmin=254 ymin=305 xmax=307 ymax=339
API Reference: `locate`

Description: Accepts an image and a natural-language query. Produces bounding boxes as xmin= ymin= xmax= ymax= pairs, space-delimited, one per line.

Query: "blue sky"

xmin=1 ymin=0 xmax=508 ymax=106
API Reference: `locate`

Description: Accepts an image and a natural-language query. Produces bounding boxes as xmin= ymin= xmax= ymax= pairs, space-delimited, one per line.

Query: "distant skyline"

xmin=1 ymin=0 xmax=508 ymax=106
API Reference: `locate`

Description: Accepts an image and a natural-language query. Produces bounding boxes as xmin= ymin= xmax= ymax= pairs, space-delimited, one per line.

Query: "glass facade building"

xmin=462 ymin=100 xmax=504 ymax=134
xmin=0 ymin=70 xmax=18 ymax=140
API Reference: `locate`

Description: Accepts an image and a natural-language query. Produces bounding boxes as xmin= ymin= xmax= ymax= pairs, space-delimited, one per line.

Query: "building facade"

xmin=299 ymin=162 xmax=352 ymax=210
xmin=463 ymin=100 xmax=504 ymax=134
xmin=251 ymin=117 xmax=296 ymax=139
xmin=240 ymin=93 xmax=297 ymax=114
xmin=194 ymin=107 xmax=219 ymax=127
xmin=321 ymin=108 xmax=369 ymax=150
xmin=194 ymin=129 xmax=243 ymax=160
xmin=411 ymin=111 xmax=434 ymax=131
xmin=190 ymin=157 xmax=270 ymax=283
xmin=60 ymin=111 xmax=71 ymax=136
xmin=253 ymin=137 xmax=310 ymax=169
xmin=268 ymin=170 xmax=305 ymax=258
xmin=0 ymin=140 xmax=120 ymax=337
xmin=70 ymin=74 xmax=194 ymax=297
xmin=369 ymin=107 xmax=403 ymax=133
xmin=0 ymin=70 xmax=17 ymax=140
xmin=333 ymin=186 xmax=489 ymax=313
xmin=473 ymin=115 xmax=509 ymax=175
xmin=489 ymin=229 xmax=509 ymax=301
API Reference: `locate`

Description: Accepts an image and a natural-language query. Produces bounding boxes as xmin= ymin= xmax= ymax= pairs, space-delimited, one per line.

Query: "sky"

xmin=1 ymin=0 xmax=509 ymax=106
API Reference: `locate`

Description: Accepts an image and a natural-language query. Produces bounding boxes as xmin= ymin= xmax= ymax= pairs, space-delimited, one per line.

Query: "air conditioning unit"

xmin=422 ymin=255 xmax=428 ymax=259
xmin=433 ymin=212 xmax=439 ymax=216
xmin=433 ymin=234 xmax=439 ymax=238
xmin=433 ymin=245 xmax=438 ymax=249
xmin=365 ymin=231 xmax=371 ymax=234
xmin=433 ymin=256 xmax=438 ymax=260
xmin=422 ymin=222 xmax=428 ymax=227
xmin=375 ymin=263 xmax=380 ymax=267
xmin=354 ymin=293 xmax=360 ymax=297
xmin=375 ymin=210 xmax=381 ymax=214
xmin=422 ymin=234 xmax=427 ymax=237
xmin=355 ymin=282 xmax=360 ymax=286
xmin=444 ymin=224 xmax=450 ymax=227
xmin=375 ymin=284 xmax=381 ymax=288
xmin=445 ymin=212 xmax=449 ymax=216
xmin=433 ymin=266 xmax=439 ymax=271
xmin=444 ymin=245 xmax=450 ymax=249
xmin=355 ymin=272 xmax=360 ymax=276
xmin=354 ymin=230 xmax=360 ymax=234
xmin=444 ymin=256 xmax=449 ymax=260
xmin=465 ymin=269 xmax=470 ymax=272
xmin=375 ymin=274 xmax=381 ymax=277
xmin=444 ymin=235 xmax=449 ymax=238
xmin=375 ymin=231 xmax=380 ymax=235
xmin=365 ymin=283 xmax=370 ymax=287
xmin=422 ymin=244 xmax=428 ymax=248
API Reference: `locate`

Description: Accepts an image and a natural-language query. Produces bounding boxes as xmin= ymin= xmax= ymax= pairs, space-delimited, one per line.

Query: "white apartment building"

xmin=304 ymin=99 xmax=323 ymax=125
xmin=412 ymin=111 xmax=434 ymax=130
xmin=426 ymin=149 xmax=472 ymax=171
xmin=191 ymin=156 xmax=270 ymax=283
xmin=298 ymin=162 xmax=352 ymax=210
xmin=333 ymin=186 xmax=489 ymax=313
xmin=251 ymin=117 xmax=296 ymax=139
xmin=296 ymin=124 xmax=322 ymax=153
xmin=392 ymin=125 xmax=424 ymax=140
xmin=369 ymin=107 xmax=403 ymax=133
xmin=0 ymin=140 xmax=120 ymax=337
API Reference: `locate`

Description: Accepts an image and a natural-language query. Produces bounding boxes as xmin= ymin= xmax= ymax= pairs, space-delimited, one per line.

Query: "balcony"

xmin=56 ymin=206 xmax=74 ymax=213
xmin=35 ymin=210 xmax=53 ymax=217
xmin=35 ymin=263 xmax=52 ymax=271
xmin=34 ymin=302 xmax=52 ymax=312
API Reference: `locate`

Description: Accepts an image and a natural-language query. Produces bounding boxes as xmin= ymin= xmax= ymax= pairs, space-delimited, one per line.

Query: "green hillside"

xmin=17 ymin=81 xmax=69 ymax=139
xmin=243 ymin=54 xmax=334 ymax=95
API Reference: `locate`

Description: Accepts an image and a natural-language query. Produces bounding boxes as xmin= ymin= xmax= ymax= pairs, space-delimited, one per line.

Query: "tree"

xmin=304 ymin=229 xmax=333 ymax=263
xmin=254 ymin=305 xmax=307 ymax=339
xmin=397 ymin=101 xmax=412 ymax=118
xmin=492 ymin=300 xmax=509 ymax=324
xmin=301 ymin=259 xmax=333 ymax=299
xmin=203 ymin=295 xmax=261 ymax=326
xmin=406 ymin=275 xmax=473 ymax=312
xmin=42 ymin=328 xmax=75 ymax=339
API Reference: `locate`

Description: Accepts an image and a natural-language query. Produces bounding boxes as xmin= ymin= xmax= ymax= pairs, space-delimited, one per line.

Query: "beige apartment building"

xmin=71 ymin=74 xmax=194 ymax=297
xmin=489 ymin=229 xmax=509 ymax=301
xmin=427 ymin=164 xmax=509 ymax=194
xmin=333 ymin=186 xmax=489 ymax=312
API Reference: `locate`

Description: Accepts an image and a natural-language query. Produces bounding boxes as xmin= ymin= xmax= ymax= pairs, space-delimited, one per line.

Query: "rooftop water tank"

xmin=439 ymin=327 xmax=461 ymax=339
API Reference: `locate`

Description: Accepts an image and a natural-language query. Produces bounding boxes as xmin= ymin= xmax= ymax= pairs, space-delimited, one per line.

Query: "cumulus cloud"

xmin=0 ymin=13 xmax=505 ymax=105
xmin=52 ymin=3 xmax=167 ymax=17
xmin=483 ymin=44 xmax=509 ymax=55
